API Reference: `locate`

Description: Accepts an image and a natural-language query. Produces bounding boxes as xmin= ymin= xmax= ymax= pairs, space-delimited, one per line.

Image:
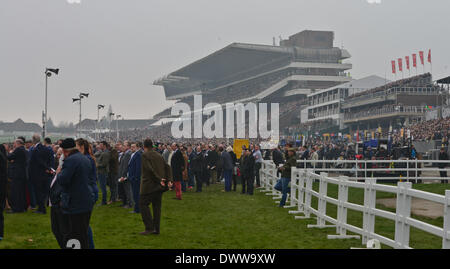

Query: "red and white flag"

xmin=398 ymin=58 xmax=403 ymax=72
xmin=419 ymin=51 xmax=425 ymax=65
xmin=405 ymin=56 xmax=410 ymax=70
xmin=428 ymin=49 xmax=432 ymax=63
xmin=412 ymin=54 xmax=417 ymax=68
xmin=391 ymin=60 xmax=396 ymax=74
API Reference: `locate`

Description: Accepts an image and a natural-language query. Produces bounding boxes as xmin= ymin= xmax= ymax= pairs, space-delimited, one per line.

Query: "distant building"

xmin=341 ymin=73 xmax=443 ymax=134
xmin=0 ymin=119 xmax=42 ymax=133
xmin=76 ymin=118 xmax=157 ymax=131
xmin=304 ymin=75 xmax=389 ymax=129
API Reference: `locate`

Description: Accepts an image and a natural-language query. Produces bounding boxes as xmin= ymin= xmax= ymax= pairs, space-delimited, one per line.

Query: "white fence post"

xmin=290 ymin=169 xmax=306 ymax=215
xmin=328 ymin=176 xmax=360 ymax=240
xmin=362 ymin=178 xmax=377 ymax=245
xmin=259 ymin=162 xmax=265 ymax=191
xmin=308 ymin=172 xmax=335 ymax=229
xmin=286 ymin=168 xmax=299 ymax=209
xmin=295 ymin=169 xmax=313 ymax=220
xmin=394 ymin=181 xmax=412 ymax=249
xmin=443 ymin=190 xmax=450 ymax=249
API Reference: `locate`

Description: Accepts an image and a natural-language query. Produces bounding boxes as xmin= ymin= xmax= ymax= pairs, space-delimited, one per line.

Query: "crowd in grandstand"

xmin=410 ymin=117 xmax=450 ymax=143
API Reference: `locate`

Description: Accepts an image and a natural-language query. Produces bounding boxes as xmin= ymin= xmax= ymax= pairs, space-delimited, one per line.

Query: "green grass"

xmin=0 ymin=182 xmax=448 ymax=249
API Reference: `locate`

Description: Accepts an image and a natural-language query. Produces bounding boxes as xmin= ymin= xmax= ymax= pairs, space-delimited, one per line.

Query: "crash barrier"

xmin=259 ymin=160 xmax=450 ymax=249
xmin=295 ymin=159 xmax=450 ymax=182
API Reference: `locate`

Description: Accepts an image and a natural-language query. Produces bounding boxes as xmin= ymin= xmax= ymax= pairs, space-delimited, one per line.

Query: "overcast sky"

xmin=1 ymin=0 xmax=449 ymax=125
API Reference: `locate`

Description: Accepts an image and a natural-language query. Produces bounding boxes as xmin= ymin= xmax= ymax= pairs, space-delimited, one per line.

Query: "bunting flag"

xmin=398 ymin=58 xmax=403 ymax=72
xmin=405 ymin=56 xmax=410 ymax=70
xmin=412 ymin=54 xmax=417 ymax=68
xmin=419 ymin=51 xmax=425 ymax=65
xmin=391 ymin=60 xmax=396 ymax=74
xmin=428 ymin=49 xmax=432 ymax=63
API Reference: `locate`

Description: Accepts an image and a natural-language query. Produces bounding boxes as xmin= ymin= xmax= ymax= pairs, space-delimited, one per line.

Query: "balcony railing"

xmin=344 ymin=106 xmax=426 ymax=121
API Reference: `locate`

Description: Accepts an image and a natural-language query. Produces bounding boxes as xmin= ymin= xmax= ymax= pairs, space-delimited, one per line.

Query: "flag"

xmin=405 ymin=56 xmax=410 ymax=70
xmin=398 ymin=58 xmax=403 ymax=72
xmin=428 ymin=49 xmax=432 ymax=63
xmin=419 ymin=51 xmax=424 ymax=65
xmin=412 ymin=54 xmax=417 ymax=68
xmin=391 ymin=60 xmax=396 ymax=74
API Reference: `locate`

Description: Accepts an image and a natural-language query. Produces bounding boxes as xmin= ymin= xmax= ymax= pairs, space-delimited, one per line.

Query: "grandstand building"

xmin=153 ymin=30 xmax=353 ymax=130
xmin=341 ymin=73 xmax=446 ymax=134
xmin=303 ymin=75 xmax=389 ymax=129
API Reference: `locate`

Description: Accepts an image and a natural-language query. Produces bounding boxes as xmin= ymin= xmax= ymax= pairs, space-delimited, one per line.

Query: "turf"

xmin=0 ymin=182 xmax=448 ymax=249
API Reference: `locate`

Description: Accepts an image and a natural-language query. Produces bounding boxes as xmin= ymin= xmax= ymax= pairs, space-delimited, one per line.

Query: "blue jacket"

xmin=55 ymin=151 xmax=94 ymax=214
xmin=29 ymin=143 xmax=54 ymax=181
xmin=86 ymin=154 xmax=99 ymax=203
xmin=128 ymin=150 xmax=142 ymax=181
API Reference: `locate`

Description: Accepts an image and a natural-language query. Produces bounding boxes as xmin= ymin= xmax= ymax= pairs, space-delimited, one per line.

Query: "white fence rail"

xmin=259 ymin=160 xmax=450 ymax=249
xmin=295 ymin=159 xmax=450 ymax=182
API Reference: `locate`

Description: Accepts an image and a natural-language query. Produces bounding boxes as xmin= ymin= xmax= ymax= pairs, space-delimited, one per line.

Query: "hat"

xmin=61 ymin=138 xmax=76 ymax=150
xmin=288 ymin=148 xmax=296 ymax=153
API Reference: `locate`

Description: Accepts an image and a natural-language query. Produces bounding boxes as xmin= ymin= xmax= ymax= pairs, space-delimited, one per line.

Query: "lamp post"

xmin=43 ymin=68 xmax=59 ymax=138
xmin=109 ymin=112 xmax=115 ymax=141
xmin=97 ymin=104 xmax=105 ymax=141
xmin=116 ymin=115 xmax=122 ymax=142
xmin=72 ymin=92 xmax=89 ymax=138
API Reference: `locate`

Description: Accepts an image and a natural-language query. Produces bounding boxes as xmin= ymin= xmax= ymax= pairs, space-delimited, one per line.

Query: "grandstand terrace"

xmin=153 ymin=30 xmax=352 ymax=137
xmin=342 ymin=73 xmax=447 ymax=131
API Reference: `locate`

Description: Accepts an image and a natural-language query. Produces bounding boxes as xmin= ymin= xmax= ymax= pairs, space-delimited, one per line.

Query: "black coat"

xmin=0 ymin=151 xmax=7 ymax=198
xmin=242 ymin=154 xmax=255 ymax=179
xmin=170 ymin=150 xmax=185 ymax=181
xmin=190 ymin=151 xmax=204 ymax=173
xmin=206 ymin=150 xmax=218 ymax=169
xmin=29 ymin=143 xmax=54 ymax=181
xmin=439 ymin=151 xmax=449 ymax=168
xmin=7 ymin=146 xmax=27 ymax=180
xmin=272 ymin=149 xmax=284 ymax=167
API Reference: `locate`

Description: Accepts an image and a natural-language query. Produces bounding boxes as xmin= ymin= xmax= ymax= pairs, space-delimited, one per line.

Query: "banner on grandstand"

xmin=391 ymin=60 xmax=396 ymax=74
xmin=398 ymin=58 xmax=403 ymax=72
xmin=412 ymin=54 xmax=417 ymax=68
xmin=428 ymin=49 xmax=432 ymax=63
xmin=405 ymin=56 xmax=410 ymax=70
xmin=419 ymin=51 xmax=425 ymax=65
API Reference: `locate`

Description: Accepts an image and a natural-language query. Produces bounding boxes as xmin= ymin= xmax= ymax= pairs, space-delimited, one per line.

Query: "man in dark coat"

xmin=95 ymin=141 xmax=110 ymax=205
xmin=139 ymin=139 xmax=172 ymax=235
xmin=0 ymin=144 xmax=8 ymax=240
xmin=128 ymin=143 xmax=143 ymax=213
xmin=206 ymin=145 xmax=218 ymax=185
xmin=228 ymin=147 xmax=238 ymax=191
xmin=107 ymin=143 xmax=119 ymax=204
xmin=190 ymin=146 xmax=205 ymax=192
xmin=118 ymin=142 xmax=133 ymax=208
xmin=241 ymin=148 xmax=255 ymax=195
xmin=7 ymin=139 xmax=28 ymax=213
xmin=170 ymin=143 xmax=184 ymax=200
xmin=51 ymin=138 xmax=94 ymax=249
xmin=29 ymin=134 xmax=54 ymax=214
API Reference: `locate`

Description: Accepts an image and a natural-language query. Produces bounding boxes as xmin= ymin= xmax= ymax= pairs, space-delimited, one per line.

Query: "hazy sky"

xmin=1 ymin=0 xmax=449 ymax=125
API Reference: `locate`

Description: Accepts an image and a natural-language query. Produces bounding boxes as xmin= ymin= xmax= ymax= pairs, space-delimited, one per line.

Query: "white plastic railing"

xmin=259 ymin=160 xmax=450 ymax=249
xmin=295 ymin=159 xmax=450 ymax=182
